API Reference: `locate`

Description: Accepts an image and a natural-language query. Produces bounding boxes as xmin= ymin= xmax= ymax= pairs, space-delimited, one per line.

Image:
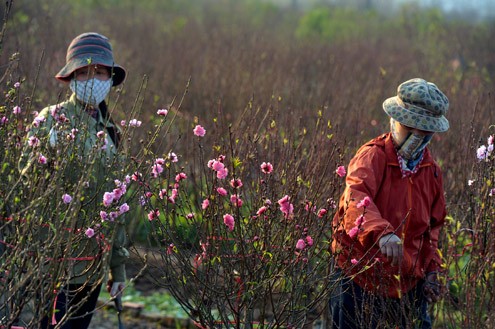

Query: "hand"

xmin=378 ymin=233 xmax=403 ymax=266
xmin=423 ymin=272 xmax=442 ymax=303
xmin=107 ymin=280 xmax=125 ymax=298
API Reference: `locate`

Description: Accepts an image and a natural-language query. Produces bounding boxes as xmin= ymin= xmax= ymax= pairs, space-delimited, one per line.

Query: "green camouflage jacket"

xmin=18 ymin=94 xmax=129 ymax=284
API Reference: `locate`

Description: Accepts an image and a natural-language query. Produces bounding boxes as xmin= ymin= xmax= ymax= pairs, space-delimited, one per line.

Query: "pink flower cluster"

xmin=348 ymin=214 xmax=366 ymax=239
xmin=278 ymin=195 xmax=294 ymax=218
xmin=100 ymin=177 xmax=131 ymax=222
xmin=296 ymin=236 xmax=314 ymax=250
xmin=356 ymin=196 xmax=371 ymax=208
xmin=477 ymin=135 xmax=494 ymax=161
xmin=207 ymin=155 xmax=228 ymax=179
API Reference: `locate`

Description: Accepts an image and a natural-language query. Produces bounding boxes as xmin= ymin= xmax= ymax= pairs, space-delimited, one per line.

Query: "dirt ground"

xmin=89 ymin=250 xmax=196 ymax=329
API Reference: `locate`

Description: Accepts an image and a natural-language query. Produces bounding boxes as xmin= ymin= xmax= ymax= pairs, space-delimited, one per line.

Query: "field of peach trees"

xmin=1 ymin=0 xmax=495 ymax=328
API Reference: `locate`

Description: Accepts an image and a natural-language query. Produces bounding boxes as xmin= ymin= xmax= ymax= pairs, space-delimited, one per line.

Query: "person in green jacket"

xmin=19 ymin=32 xmax=129 ymax=329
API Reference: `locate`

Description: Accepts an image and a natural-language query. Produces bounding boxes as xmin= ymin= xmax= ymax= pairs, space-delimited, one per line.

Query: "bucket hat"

xmin=383 ymin=78 xmax=449 ymax=132
xmin=56 ymin=32 xmax=126 ymax=86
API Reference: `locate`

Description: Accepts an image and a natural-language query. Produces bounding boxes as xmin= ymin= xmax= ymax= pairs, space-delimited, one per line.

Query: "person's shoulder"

xmin=356 ymin=134 xmax=388 ymax=155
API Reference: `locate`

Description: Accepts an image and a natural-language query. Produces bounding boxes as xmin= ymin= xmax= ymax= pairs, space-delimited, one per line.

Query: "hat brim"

xmin=55 ymin=57 xmax=126 ymax=86
xmin=383 ymin=96 xmax=449 ymax=133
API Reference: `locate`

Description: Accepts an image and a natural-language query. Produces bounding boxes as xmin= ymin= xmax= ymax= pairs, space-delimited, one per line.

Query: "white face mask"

xmin=70 ymin=78 xmax=112 ymax=106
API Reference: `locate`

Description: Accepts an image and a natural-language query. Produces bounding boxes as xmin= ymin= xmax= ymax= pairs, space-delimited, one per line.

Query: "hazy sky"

xmin=271 ymin=0 xmax=495 ymax=20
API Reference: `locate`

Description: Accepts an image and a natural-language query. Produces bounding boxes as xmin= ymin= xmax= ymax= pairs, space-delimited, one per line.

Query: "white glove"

xmin=110 ymin=282 xmax=125 ymax=298
xmin=378 ymin=233 xmax=403 ymax=266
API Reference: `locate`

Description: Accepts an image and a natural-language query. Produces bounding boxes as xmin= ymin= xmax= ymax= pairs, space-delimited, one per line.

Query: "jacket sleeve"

xmin=341 ymin=144 xmax=395 ymax=248
xmin=18 ymin=108 xmax=55 ymax=176
xmin=424 ymin=165 xmax=447 ymax=273
xmin=109 ymin=216 xmax=129 ymax=282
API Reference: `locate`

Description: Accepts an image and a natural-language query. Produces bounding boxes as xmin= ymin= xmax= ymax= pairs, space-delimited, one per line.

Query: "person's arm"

xmin=107 ymin=216 xmax=129 ymax=297
xmin=341 ymin=145 xmax=395 ymax=248
xmin=18 ymin=108 xmax=54 ymax=176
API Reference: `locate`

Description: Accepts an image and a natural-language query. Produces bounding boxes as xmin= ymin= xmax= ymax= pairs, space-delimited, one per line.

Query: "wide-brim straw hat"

xmin=55 ymin=32 xmax=126 ymax=86
xmin=383 ymin=78 xmax=449 ymax=132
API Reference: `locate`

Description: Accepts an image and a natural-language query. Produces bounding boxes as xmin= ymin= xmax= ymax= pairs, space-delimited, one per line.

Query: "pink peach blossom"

xmin=217 ymin=187 xmax=227 ymax=196
xmin=335 ymin=165 xmax=346 ymax=177
xmin=260 ymin=162 xmax=273 ymax=174
xmin=85 ymin=228 xmax=95 ymax=238
xmin=223 ymin=214 xmax=235 ymax=231
xmin=296 ymin=239 xmax=306 ymax=250
xmin=193 ymin=125 xmax=206 ymax=137
xmin=348 ymin=227 xmax=359 ymax=239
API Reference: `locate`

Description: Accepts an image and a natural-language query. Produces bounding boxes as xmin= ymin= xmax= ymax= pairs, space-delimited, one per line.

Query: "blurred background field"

xmin=2 ymin=0 xmax=495 ymax=327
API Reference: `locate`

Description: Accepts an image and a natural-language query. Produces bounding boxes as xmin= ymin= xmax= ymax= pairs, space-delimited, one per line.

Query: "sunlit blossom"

xmin=488 ymin=135 xmax=494 ymax=145
xmin=175 ymin=172 xmax=187 ymax=182
xmin=168 ymin=189 xmax=178 ymax=203
xmin=201 ymin=199 xmax=210 ymax=210
xmin=193 ymin=125 xmax=206 ymax=137
xmin=336 ymin=165 xmax=346 ymax=177
xmin=28 ymin=136 xmax=40 ymax=147
xmin=356 ymin=196 xmax=371 ymax=208
xmin=131 ymin=172 xmax=142 ymax=181
xmin=296 ymin=239 xmax=306 ymax=250
xmin=230 ymin=178 xmax=243 ymax=189
xmin=327 ymin=198 xmax=337 ymax=209
xmin=277 ymin=195 xmax=294 ymax=217
xmin=477 ymin=145 xmax=488 ymax=160
xmin=62 ymin=194 xmax=72 ymax=204
xmin=13 ymin=106 xmax=21 ymax=115
xmin=217 ymin=187 xmax=227 ymax=196
xmin=223 ymin=214 xmax=235 ymax=231
xmin=211 ymin=160 xmax=225 ymax=171
xmin=0 ymin=117 xmax=8 ymax=125
xmin=85 ymin=228 xmax=95 ymax=238
xmin=148 ymin=209 xmax=160 ymax=221
xmin=167 ymin=243 xmax=175 ymax=255
xmin=97 ymin=130 xmax=105 ymax=138
xmin=306 ymin=236 xmax=314 ymax=246
xmin=103 ymin=192 xmax=115 ymax=207
xmin=100 ymin=211 xmax=108 ymax=221
xmin=120 ymin=120 xmax=126 ymax=126
xmin=168 ymin=152 xmax=178 ymax=162
xmin=119 ymin=203 xmax=130 ymax=214
xmin=260 ymin=162 xmax=273 ymax=174
xmin=217 ymin=168 xmax=228 ymax=179
xmin=128 ymin=119 xmax=142 ymax=127
xmin=152 ymin=163 xmax=164 ymax=178
xmin=256 ymin=206 xmax=268 ymax=216
xmin=38 ymin=154 xmax=47 ymax=164
xmin=317 ymin=208 xmax=328 ymax=218
xmin=186 ymin=213 xmax=194 ymax=220
xmin=468 ymin=179 xmax=475 ymax=186
xmin=351 ymin=258 xmax=358 ymax=265
xmin=305 ymin=201 xmax=316 ymax=213
xmin=32 ymin=116 xmax=45 ymax=127
xmin=230 ymin=194 xmax=243 ymax=207
xmin=348 ymin=227 xmax=359 ymax=239
xmin=14 ymin=82 xmax=20 ymax=88
xmin=157 ymin=108 xmax=168 ymax=116
xmin=159 ymin=189 xmax=167 ymax=200
xmin=355 ymin=215 xmax=365 ymax=227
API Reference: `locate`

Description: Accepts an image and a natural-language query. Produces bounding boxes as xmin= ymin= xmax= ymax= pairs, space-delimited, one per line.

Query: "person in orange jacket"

xmin=330 ymin=78 xmax=449 ymax=329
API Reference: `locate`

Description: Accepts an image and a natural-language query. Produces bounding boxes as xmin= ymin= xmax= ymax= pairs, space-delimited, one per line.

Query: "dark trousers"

xmin=40 ymin=283 xmax=101 ymax=329
xmin=330 ymin=275 xmax=431 ymax=329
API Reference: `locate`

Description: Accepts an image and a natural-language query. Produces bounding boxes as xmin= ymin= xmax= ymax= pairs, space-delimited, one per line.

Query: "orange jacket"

xmin=332 ymin=133 xmax=446 ymax=298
